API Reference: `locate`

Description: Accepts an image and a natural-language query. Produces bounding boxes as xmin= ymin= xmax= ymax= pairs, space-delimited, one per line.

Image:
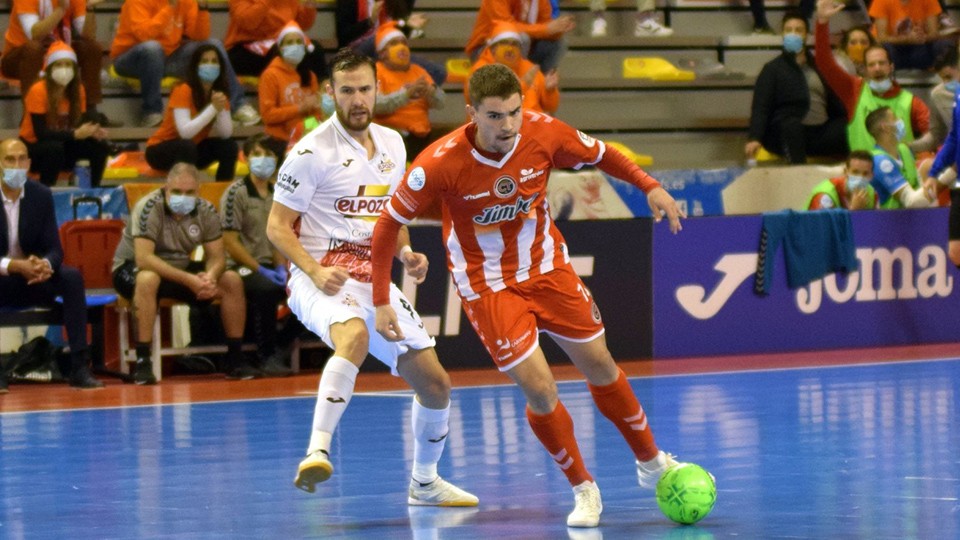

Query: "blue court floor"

xmin=2 ymin=358 xmax=959 ymax=539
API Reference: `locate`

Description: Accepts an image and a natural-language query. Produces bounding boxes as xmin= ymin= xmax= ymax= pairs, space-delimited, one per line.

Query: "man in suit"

xmin=0 ymin=138 xmax=103 ymax=390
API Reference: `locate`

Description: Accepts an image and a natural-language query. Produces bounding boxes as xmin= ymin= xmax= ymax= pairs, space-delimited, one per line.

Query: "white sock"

xmin=307 ymin=356 xmax=359 ymax=455
xmin=410 ymin=396 xmax=450 ymax=484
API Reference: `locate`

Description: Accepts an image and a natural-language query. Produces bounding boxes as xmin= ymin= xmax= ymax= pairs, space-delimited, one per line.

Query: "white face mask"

xmin=50 ymin=66 xmax=75 ymax=87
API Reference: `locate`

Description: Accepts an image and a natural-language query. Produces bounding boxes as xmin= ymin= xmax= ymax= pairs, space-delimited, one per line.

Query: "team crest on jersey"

xmin=342 ymin=293 xmax=360 ymax=308
xmin=577 ymin=130 xmax=597 ymax=148
xmin=377 ymin=154 xmax=397 ymax=174
xmin=188 ymin=224 xmax=201 ymax=238
xmin=336 ymin=185 xmax=392 ymax=221
xmin=408 ymin=167 xmax=426 ymax=191
xmin=494 ymin=176 xmax=517 ymax=198
xmin=591 ymin=301 xmax=602 ymax=323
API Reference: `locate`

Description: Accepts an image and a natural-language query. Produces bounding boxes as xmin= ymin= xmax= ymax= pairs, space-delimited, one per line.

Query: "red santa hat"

xmin=488 ymin=22 xmax=522 ymax=46
xmin=277 ymin=21 xmax=315 ymax=53
xmin=376 ymin=22 xmax=406 ymax=52
xmin=44 ymin=40 xmax=78 ymax=69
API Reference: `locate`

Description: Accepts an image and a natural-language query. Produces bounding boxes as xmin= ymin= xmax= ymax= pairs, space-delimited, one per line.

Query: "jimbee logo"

xmin=494 ymin=176 xmax=517 ymax=198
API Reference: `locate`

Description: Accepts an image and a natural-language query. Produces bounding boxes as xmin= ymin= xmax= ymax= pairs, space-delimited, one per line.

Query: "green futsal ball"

xmin=655 ymin=463 xmax=716 ymax=525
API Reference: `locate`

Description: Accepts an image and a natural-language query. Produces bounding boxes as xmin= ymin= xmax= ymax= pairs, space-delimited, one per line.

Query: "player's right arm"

xmin=265 ymin=201 xmax=349 ymax=295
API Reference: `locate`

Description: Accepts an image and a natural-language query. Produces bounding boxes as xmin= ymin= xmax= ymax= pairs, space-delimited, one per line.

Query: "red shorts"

xmin=460 ymin=265 xmax=605 ymax=371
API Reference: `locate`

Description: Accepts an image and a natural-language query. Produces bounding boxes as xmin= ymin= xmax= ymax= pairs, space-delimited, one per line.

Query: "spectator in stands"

xmin=916 ymin=47 xmax=960 ymax=151
xmin=869 ymin=0 xmax=953 ymax=71
xmin=0 ymin=138 xmax=103 ymax=389
xmin=465 ymin=0 xmax=575 ymax=73
xmin=588 ymin=0 xmax=672 ymax=37
xmin=468 ymin=22 xmax=559 ymax=115
xmin=259 ymin=22 xmax=324 ymax=149
xmin=815 ymin=0 xmax=930 ymax=153
xmin=865 ymin=106 xmax=934 ymax=208
xmin=111 ymin=163 xmax=256 ymax=384
xmin=1 ymin=0 xmax=115 ymax=125
xmin=220 ymin=134 xmax=300 ymax=376
xmin=18 ymin=42 xmax=111 ymax=187
xmin=225 ymin=0 xmax=329 ymax=87
xmin=807 ymin=150 xmax=879 ymax=209
xmin=144 ymin=44 xmax=239 ymax=181
xmin=109 ymin=0 xmax=260 ymax=128
xmin=374 ymin=23 xmax=444 ymax=160
xmin=745 ymin=11 xmax=848 ymax=164
xmin=834 ymin=25 xmax=876 ymax=77
xmin=335 ymin=0 xmax=446 ymax=85
xmin=748 ymin=0 xmax=816 ymax=35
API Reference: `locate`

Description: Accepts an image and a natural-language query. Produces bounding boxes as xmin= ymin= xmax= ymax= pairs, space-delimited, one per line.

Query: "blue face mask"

xmin=868 ymin=78 xmax=892 ymax=94
xmin=168 ymin=194 xmax=197 ymax=215
xmin=281 ymin=44 xmax=306 ymax=65
xmin=2 ymin=167 xmax=28 ymax=189
xmin=846 ymin=174 xmax=869 ymax=193
xmin=321 ymin=93 xmax=335 ymax=116
xmin=893 ymin=118 xmax=906 ymax=141
xmin=198 ymin=64 xmax=220 ymax=83
xmin=249 ymin=156 xmax=277 ymax=179
xmin=783 ymin=32 xmax=804 ymax=54
xmin=945 ymin=80 xmax=960 ymax=94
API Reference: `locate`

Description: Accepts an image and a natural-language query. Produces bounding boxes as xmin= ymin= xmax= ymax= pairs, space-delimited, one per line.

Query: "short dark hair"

xmin=781 ymin=10 xmax=808 ymax=33
xmin=243 ymin=133 xmax=285 ymax=163
xmin=934 ymin=46 xmax=959 ymax=72
xmin=840 ymin=25 xmax=875 ymax=49
xmin=328 ymin=47 xmax=377 ymax=85
xmin=864 ymin=44 xmax=890 ymax=63
xmin=468 ymin=63 xmax=522 ymax=107
xmin=847 ymin=150 xmax=874 ymax=169
xmin=865 ymin=106 xmax=892 ymax=137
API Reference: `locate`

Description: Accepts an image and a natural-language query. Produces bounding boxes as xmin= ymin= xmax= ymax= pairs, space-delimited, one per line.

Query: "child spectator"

xmin=19 ymin=41 xmax=110 ymax=187
xmin=144 ymin=44 xmax=239 ymax=181
xmin=259 ymin=22 xmax=324 ymax=149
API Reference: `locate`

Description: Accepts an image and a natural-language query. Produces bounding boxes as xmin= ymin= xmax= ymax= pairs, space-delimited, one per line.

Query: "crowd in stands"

xmin=7 ymin=0 xmax=960 ymax=388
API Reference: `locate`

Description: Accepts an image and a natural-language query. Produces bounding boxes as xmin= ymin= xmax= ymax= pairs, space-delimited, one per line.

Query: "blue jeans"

xmin=113 ymin=39 xmax=246 ymax=115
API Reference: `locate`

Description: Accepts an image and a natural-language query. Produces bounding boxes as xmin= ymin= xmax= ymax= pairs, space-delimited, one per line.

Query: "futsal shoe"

xmin=408 ymin=477 xmax=479 ymax=507
xmin=294 ymin=450 xmax=333 ymax=493
xmin=636 ymin=450 xmax=678 ymax=488
xmin=567 ymin=480 xmax=603 ymax=528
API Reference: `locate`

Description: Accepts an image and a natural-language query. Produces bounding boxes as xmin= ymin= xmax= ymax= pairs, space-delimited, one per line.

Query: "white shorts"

xmin=286 ymin=269 xmax=436 ymax=376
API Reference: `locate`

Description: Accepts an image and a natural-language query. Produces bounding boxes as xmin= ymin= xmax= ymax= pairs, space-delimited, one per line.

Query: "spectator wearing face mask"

xmin=19 ymin=41 xmax=110 ymax=187
xmin=745 ymin=11 xmax=848 ymax=164
xmin=259 ymin=22 xmax=325 ymax=149
xmin=373 ymin=23 xmax=444 ymax=160
xmin=807 ymin=150 xmax=879 ymax=210
xmin=865 ymin=106 xmax=935 ymax=208
xmin=834 ymin=25 xmax=876 ymax=77
xmin=915 ymin=47 xmax=960 ymax=153
xmin=815 ymin=0 xmax=931 ymax=153
xmin=467 ymin=21 xmax=559 ymax=115
xmin=144 ymin=43 xmax=239 ymax=181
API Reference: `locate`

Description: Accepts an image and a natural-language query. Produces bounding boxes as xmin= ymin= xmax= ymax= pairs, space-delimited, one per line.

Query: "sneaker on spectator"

xmin=233 ymin=103 xmax=261 ymax=126
xmin=591 ymin=17 xmax=608 ymax=37
xmin=132 ymin=357 xmax=157 ymax=385
xmin=140 ymin=113 xmax=163 ymax=128
xmin=634 ymin=18 xmax=673 ymax=37
xmin=567 ymin=480 xmax=602 ymax=528
xmin=408 ymin=476 xmax=479 ymax=507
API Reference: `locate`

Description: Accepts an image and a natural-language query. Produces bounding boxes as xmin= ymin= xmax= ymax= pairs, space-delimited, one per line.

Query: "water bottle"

xmin=74 ymin=159 xmax=91 ymax=189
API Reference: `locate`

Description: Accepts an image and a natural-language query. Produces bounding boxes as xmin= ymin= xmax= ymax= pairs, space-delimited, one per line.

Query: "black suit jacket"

xmin=0 ymin=180 xmax=63 ymax=271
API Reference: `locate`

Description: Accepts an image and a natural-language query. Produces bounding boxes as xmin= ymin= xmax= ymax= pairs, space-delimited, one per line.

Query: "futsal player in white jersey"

xmin=265 ymin=48 xmax=477 ymax=507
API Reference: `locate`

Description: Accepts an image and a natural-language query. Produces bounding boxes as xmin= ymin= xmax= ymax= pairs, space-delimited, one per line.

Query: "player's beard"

xmin=336 ymin=104 xmax=372 ymax=132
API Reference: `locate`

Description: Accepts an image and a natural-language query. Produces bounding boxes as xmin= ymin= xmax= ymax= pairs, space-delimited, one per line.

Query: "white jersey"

xmin=274 ymin=115 xmax=407 ymax=282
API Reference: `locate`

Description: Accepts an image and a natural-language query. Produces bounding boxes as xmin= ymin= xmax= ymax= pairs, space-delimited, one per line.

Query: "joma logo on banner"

xmin=676 ymin=246 xmax=954 ymax=319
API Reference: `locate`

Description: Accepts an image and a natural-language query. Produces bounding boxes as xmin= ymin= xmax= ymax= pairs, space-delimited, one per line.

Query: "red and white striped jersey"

xmin=384 ymin=110 xmax=605 ymax=300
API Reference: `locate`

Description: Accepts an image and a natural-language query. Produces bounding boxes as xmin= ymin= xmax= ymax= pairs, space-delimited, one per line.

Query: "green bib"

xmin=848 ymin=83 xmax=915 ymax=151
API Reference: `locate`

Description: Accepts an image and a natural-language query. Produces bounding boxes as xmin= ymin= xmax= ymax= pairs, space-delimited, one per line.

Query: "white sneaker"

xmin=634 ymin=18 xmax=674 ymax=37
xmin=636 ymin=450 xmax=678 ymax=488
xmin=294 ymin=450 xmax=333 ymax=493
xmin=591 ymin=17 xmax=608 ymax=37
xmin=567 ymin=480 xmax=602 ymax=528
xmin=139 ymin=112 xmax=164 ymax=128
xmin=233 ymin=103 xmax=261 ymax=126
xmin=408 ymin=477 xmax=479 ymax=507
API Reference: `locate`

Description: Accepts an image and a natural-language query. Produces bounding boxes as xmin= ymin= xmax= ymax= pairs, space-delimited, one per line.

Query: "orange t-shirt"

xmin=467 ymin=49 xmax=559 ymax=114
xmin=464 ymin=0 xmax=555 ymax=55
xmin=19 ymin=80 xmax=87 ymax=143
xmin=146 ymin=83 xmax=226 ymax=146
xmin=375 ymin=62 xmax=434 ymax=137
xmin=4 ymin=0 xmax=85 ymax=52
xmin=224 ymin=0 xmax=316 ymax=50
xmin=259 ymin=57 xmax=320 ymax=141
xmin=110 ymin=0 xmax=210 ymax=58
xmin=868 ymin=0 xmax=941 ymax=36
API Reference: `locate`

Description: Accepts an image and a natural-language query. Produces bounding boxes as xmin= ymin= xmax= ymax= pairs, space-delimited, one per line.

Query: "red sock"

xmin=526 ymin=400 xmax=593 ymax=486
xmin=588 ymin=368 xmax=659 ymax=462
